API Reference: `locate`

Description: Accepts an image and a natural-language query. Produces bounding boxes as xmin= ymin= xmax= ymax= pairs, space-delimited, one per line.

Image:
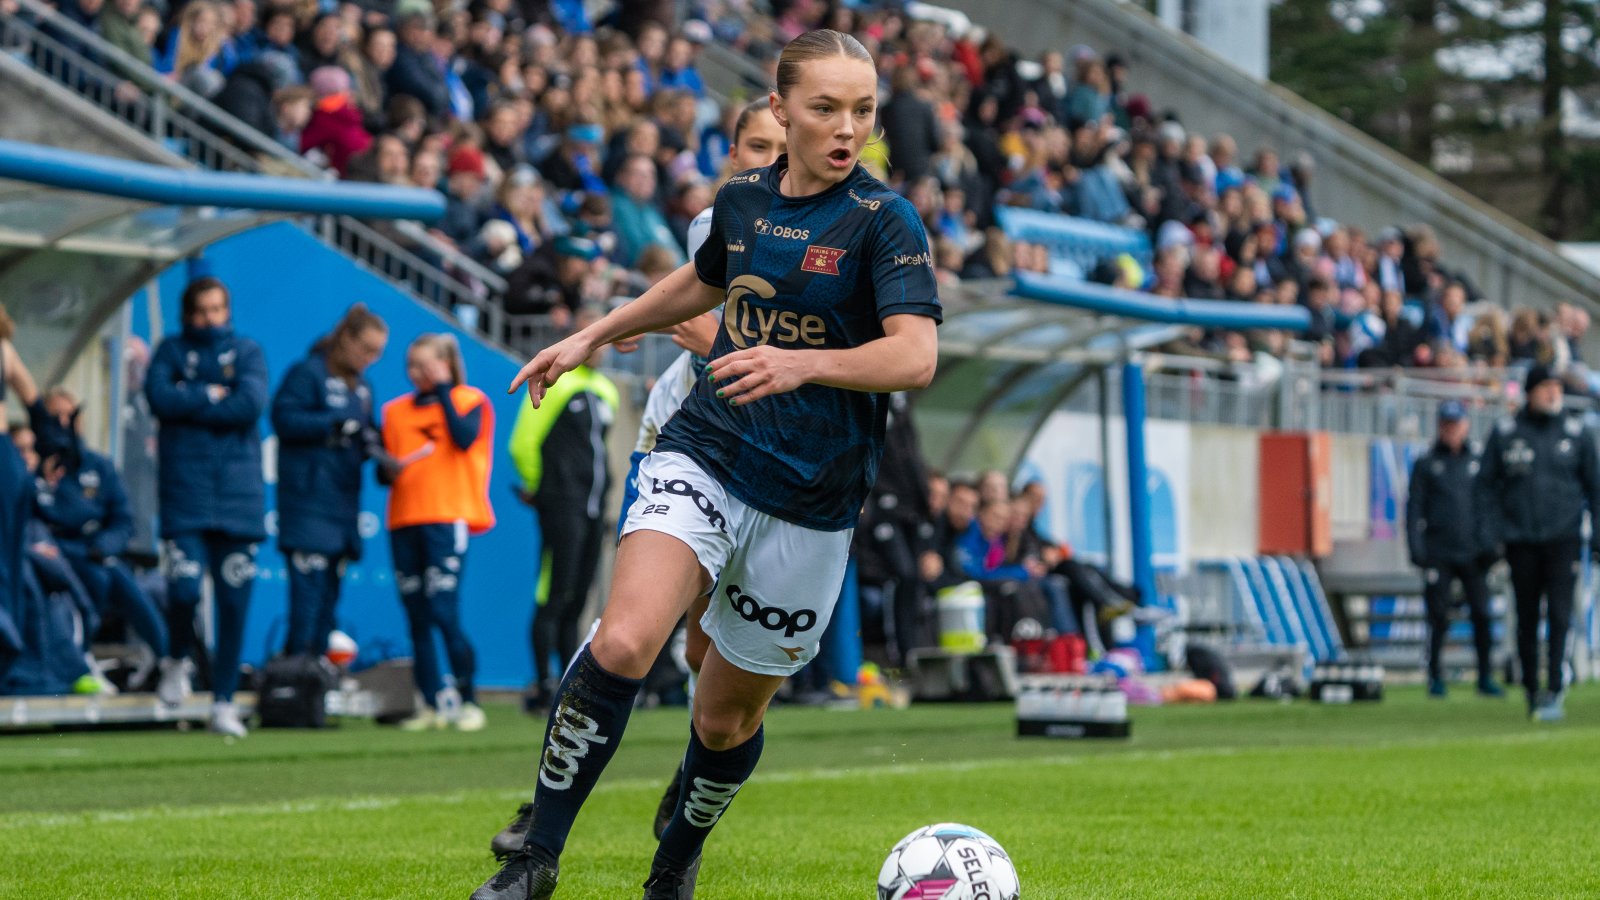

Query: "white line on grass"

xmin=0 ymin=727 xmax=1569 ymax=831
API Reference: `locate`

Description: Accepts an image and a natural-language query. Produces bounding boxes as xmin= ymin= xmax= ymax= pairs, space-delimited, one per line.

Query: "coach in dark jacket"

xmin=145 ymin=277 xmax=267 ymax=737
xmin=32 ymin=388 xmax=170 ymax=665
xmin=271 ymin=305 xmax=389 ymax=657
xmin=1406 ymin=400 xmax=1498 ymax=698
xmin=1475 ymin=365 xmax=1600 ymax=721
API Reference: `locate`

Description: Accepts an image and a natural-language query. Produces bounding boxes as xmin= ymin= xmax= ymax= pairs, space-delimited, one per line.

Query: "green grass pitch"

xmin=3 ymin=686 xmax=1597 ymax=898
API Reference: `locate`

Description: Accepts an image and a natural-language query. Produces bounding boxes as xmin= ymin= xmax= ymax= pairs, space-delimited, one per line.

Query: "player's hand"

xmin=423 ymin=358 xmax=454 ymax=389
xmin=705 ymin=345 xmax=810 ymax=406
xmin=667 ymin=312 xmax=719 ymax=357
xmin=510 ymin=333 xmax=597 ymax=407
xmin=40 ymin=454 xmax=66 ymax=487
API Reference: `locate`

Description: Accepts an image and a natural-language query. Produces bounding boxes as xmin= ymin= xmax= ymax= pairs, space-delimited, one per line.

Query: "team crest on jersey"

xmin=801 ymin=245 xmax=846 ymax=275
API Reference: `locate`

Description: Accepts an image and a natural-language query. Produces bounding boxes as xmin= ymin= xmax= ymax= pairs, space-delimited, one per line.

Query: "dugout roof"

xmin=920 ymin=293 xmax=1183 ymax=475
xmin=0 ymin=178 xmax=281 ymax=385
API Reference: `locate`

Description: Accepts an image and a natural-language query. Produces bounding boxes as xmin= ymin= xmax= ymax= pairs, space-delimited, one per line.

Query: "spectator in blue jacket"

xmin=956 ymin=497 xmax=1074 ymax=641
xmin=31 ymin=388 xmax=170 ymax=669
xmin=145 ymin=277 xmax=267 ymax=738
xmin=609 ymin=153 xmax=684 ymax=268
xmin=271 ymin=304 xmax=390 ymax=658
xmin=386 ymin=13 xmax=449 ymax=120
xmin=655 ymin=33 xmax=707 ymax=98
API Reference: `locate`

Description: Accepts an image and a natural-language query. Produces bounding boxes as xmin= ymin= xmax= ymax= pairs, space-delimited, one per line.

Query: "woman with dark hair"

xmin=271 ymin=304 xmax=389 ymax=658
xmin=144 ymin=277 xmax=269 ymax=738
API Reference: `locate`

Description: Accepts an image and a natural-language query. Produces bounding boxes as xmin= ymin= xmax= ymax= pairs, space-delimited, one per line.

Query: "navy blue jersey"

xmin=655 ymin=156 xmax=942 ymax=531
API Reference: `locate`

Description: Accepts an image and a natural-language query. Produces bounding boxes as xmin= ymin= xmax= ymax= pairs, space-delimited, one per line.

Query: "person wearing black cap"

xmin=1475 ymin=364 xmax=1600 ymax=721
xmin=1407 ymin=399 xmax=1499 ymax=698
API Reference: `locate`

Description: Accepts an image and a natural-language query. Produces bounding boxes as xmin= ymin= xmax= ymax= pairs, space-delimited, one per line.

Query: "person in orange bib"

xmin=381 ymin=333 xmax=495 ymax=732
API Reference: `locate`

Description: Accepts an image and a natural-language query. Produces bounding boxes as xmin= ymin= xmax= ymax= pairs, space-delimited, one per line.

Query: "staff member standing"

xmin=508 ymin=303 xmax=618 ymax=708
xmin=382 ymin=333 xmax=495 ymax=732
xmin=1406 ymin=400 xmax=1500 ymax=699
xmin=1476 ymin=365 xmax=1600 ymax=722
xmin=271 ymin=304 xmax=389 ymax=657
xmin=146 ymin=277 xmax=268 ymax=738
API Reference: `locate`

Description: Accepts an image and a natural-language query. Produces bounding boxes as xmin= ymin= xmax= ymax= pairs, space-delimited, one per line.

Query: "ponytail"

xmin=314 ymin=302 xmax=388 ymax=355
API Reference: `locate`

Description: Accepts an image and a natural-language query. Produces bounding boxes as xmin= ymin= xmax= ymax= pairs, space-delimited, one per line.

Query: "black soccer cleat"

xmin=652 ymin=765 xmax=684 ymax=840
xmin=491 ymin=803 xmax=535 ymax=859
xmin=641 ymin=855 xmax=700 ymax=900
xmin=471 ymin=848 xmax=558 ymax=900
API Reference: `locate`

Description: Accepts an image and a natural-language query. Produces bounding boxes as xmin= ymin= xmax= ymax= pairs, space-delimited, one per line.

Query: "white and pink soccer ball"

xmin=877 ymin=823 xmax=1020 ymax=899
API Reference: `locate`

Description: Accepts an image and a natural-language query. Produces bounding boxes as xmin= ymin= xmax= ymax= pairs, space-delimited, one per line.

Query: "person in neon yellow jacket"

xmin=507 ymin=304 xmax=620 ymax=707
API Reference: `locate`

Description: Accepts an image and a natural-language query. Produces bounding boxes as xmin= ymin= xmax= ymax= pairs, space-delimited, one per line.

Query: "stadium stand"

xmin=2 ymin=0 xmax=1597 ymax=724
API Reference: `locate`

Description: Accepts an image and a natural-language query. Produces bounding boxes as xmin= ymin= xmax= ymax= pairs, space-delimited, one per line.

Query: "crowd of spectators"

xmin=22 ymin=0 xmax=1597 ymax=385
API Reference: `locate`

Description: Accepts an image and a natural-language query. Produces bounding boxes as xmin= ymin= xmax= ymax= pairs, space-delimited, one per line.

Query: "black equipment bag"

xmin=256 ymin=654 xmax=339 ymax=728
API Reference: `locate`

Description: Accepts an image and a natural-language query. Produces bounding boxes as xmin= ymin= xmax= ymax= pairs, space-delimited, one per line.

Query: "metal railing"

xmin=1129 ymin=355 xmax=1599 ymax=437
xmin=4 ymin=0 xmax=517 ymax=352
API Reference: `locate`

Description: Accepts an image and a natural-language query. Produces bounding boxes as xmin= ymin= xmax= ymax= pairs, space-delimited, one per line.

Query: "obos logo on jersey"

xmin=723 ymin=275 xmax=827 ymax=349
xmin=754 ymin=218 xmax=809 ymax=241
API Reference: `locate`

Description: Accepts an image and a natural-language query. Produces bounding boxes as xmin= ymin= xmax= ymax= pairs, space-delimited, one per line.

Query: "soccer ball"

xmin=877 ymin=823 xmax=1020 ymax=899
xmin=325 ymin=630 xmax=357 ymax=668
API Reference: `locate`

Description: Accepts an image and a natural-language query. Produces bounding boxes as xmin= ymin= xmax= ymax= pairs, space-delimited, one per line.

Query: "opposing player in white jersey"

xmin=488 ymin=98 xmax=787 ymax=858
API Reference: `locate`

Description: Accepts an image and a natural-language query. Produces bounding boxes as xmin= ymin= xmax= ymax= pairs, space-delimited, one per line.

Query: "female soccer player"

xmin=488 ymin=96 xmax=791 ymax=861
xmin=382 ymin=334 xmax=496 ymax=732
xmin=474 ymin=29 xmax=940 ymax=900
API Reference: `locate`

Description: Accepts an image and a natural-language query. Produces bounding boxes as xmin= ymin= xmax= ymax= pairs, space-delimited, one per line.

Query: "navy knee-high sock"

xmin=522 ymin=645 xmax=641 ymax=862
xmin=653 ymin=723 xmax=765 ymax=870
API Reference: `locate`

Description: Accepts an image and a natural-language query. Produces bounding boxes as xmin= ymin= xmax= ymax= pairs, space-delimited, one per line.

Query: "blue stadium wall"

xmin=134 ymin=222 xmax=541 ymax=689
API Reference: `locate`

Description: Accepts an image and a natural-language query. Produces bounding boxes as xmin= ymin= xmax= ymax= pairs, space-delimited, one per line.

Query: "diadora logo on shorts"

xmin=723 ymin=275 xmax=827 ymax=349
xmin=726 ymin=584 xmax=817 ymax=637
xmin=539 ymin=703 xmax=611 ymax=790
xmin=726 ymin=171 xmax=762 ymax=185
xmin=650 ymin=476 xmax=728 ymax=531
xmin=753 ymin=218 xmax=809 ymax=241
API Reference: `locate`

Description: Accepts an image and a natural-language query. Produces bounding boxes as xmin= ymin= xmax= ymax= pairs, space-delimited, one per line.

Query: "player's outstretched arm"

xmin=509 ymin=261 xmax=724 ymax=406
xmin=708 ymin=314 xmax=936 ymax=406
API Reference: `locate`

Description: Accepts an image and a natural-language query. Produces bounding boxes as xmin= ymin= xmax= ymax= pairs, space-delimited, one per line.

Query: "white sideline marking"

xmin=0 ymin=728 xmax=1568 ymax=831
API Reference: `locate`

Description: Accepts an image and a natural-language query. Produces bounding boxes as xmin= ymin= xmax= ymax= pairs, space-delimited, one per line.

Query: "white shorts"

xmin=621 ymin=451 xmax=853 ymax=676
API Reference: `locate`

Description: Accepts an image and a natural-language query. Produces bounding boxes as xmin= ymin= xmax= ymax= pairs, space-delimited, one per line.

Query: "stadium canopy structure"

xmin=0 ymin=137 xmax=441 ymax=460
xmin=0 ymin=139 xmax=442 ymax=385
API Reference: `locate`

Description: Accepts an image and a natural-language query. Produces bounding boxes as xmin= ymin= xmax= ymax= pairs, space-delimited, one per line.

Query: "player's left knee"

xmin=693 ymin=703 xmax=763 ymax=751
